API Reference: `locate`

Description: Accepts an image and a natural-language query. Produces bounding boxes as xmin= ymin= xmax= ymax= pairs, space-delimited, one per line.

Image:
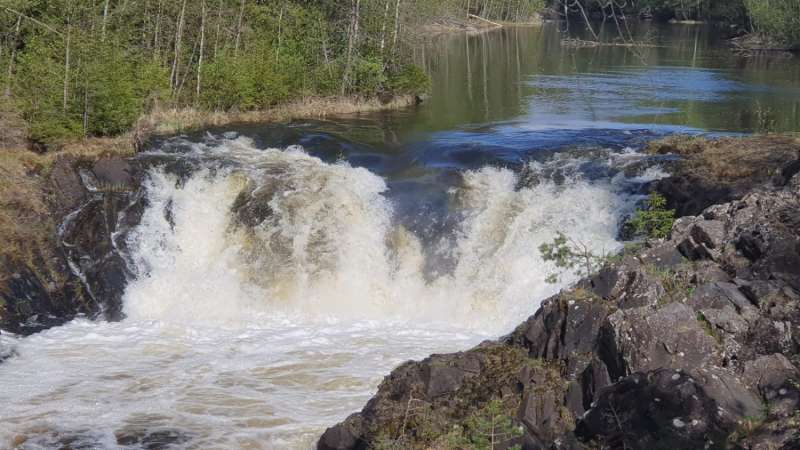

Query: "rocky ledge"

xmin=318 ymin=153 xmax=800 ymax=450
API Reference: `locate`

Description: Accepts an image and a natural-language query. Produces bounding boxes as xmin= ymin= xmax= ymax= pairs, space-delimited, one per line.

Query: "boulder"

xmin=91 ymin=154 xmax=134 ymax=188
xmin=576 ymin=367 xmax=760 ymax=450
xmin=422 ymin=364 xmax=466 ymax=398
xmin=46 ymin=155 xmax=86 ymax=215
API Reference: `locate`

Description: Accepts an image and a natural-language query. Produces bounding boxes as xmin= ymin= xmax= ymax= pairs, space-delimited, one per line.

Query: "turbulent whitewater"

xmin=0 ymin=136 xmax=655 ymax=449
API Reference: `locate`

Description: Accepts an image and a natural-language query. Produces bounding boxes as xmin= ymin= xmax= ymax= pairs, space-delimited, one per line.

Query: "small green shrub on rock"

xmin=627 ymin=193 xmax=676 ymax=239
xmin=539 ymin=233 xmax=609 ymax=283
xmin=446 ymin=400 xmax=523 ymax=450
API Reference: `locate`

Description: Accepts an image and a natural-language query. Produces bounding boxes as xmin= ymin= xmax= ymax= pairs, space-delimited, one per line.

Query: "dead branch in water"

xmin=468 ymin=13 xmax=502 ymax=27
xmin=560 ymin=38 xmax=659 ymax=48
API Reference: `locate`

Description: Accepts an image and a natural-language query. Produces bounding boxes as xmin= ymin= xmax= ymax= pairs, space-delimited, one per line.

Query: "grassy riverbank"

xmin=645 ymin=133 xmax=800 ymax=183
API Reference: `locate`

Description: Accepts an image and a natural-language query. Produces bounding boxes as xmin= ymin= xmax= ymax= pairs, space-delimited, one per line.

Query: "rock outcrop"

xmin=0 ymin=153 xmax=143 ymax=335
xmin=318 ymin=155 xmax=800 ymax=449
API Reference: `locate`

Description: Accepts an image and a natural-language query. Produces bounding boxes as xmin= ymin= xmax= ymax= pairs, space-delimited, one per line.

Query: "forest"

xmin=0 ymin=0 xmax=797 ymax=150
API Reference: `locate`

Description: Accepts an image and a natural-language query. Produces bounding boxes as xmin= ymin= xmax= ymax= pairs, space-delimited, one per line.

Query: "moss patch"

xmin=645 ymin=133 xmax=800 ymax=184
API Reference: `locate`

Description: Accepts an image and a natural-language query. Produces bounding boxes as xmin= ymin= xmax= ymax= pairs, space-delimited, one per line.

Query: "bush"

xmin=385 ymin=63 xmax=430 ymax=96
xmin=744 ymin=0 xmax=800 ymax=47
xmin=200 ymin=56 xmax=257 ymax=110
xmin=539 ymin=232 xmax=608 ymax=282
xmin=627 ymin=192 xmax=676 ymax=239
xmin=83 ymin=55 xmax=142 ymax=136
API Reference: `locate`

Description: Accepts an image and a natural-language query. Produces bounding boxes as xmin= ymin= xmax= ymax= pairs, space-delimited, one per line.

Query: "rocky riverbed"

xmin=318 ymin=147 xmax=800 ymax=450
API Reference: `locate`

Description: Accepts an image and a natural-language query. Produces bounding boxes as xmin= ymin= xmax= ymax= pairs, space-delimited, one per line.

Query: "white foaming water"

xmin=0 ymin=138 xmax=640 ymax=449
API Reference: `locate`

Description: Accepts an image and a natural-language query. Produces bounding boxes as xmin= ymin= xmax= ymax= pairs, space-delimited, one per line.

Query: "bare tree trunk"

xmin=0 ymin=5 xmax=62 ymax=35
xmin=177 ymin=36 xmax=199 ymax=102
xmin=572 ymin=0 xmax=598 ymax=40
xmin=235 ymin=0 xmax=246 ymax=56
xmin=214 ymin=0 xmax=223 ymax=59
xmin=319 ymin=19 xmax=332 ymax=80
xmin=342 ymin=0 xmax=360 ymax=95
xmin=391 ymin=0 xmax=402 ymax=57
xmin=380 ymin=0 xmax=389 ymax=54
xmin=153 ymin=0 xmax=162 ymax=60
xmin=143 ymin=0 xmax=150 ymax=49
xmin=101 ymin=0 xmax=110 ymax=41
xmin=354 ymin=0 xmax=360 ymax=47
xmin=171 ymin=0 xmax=188 ymax=90
xmin=275 ymin=5 xmax=284 ymax=64
xmin=5 ymin=16 xmax=21 ymax=100
xmin=64 ymin=17 xmax=72 ymax=113
xmin=197 ymin=0 xmax=206 ymax=97
xmin=83 ymin=86 xmax=89 ymax=137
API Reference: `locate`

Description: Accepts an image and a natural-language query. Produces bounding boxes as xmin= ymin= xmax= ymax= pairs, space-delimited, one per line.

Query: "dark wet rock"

xmin=589 ymin=263 xmax=666 ymax=309
xmin=550 ymin=431 xmax=585 ymax=450
xmin=60 ymin=191 xmax=144 ymax=320
xmin=576 ymin=367 xmax=759 ymax=450
xmin=741 ymin=354 xmax=800 ymax=415
xmin=604 ymin=303 xmax=720 ymax=376
xmin=560 ymin=303 xmax=609 ymax=356
xmin=91 ymin=153 xmax=134 ymax=188
xmin=318 ymin=421 xmax=360 ymax=450
xmin=735 ymin=354 xmax=800 ymax=450
xmin=46 ymin=155 xmax=86 ymax=216
xmin=579 ymin=359 xmax=612 ymax=410
xmin=319 ymin=151 xmax=800 ymax=450
xmin=0 ymin=258 xmax=86 ymax=335
xmin=0 ymin=152 xmax=143 ymax=335
xmin=115 ymin=428 xmax=194 ymax=449
xmin=691 ymin=261 xmax=730 ymax=284
xmin=422 ymin=364 xmax=467 ymax=397
xmin=648 ymin=174 xmax=749 ymax=218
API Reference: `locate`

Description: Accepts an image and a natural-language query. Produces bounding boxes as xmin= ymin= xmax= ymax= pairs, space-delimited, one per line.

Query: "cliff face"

xmin=318 ymin=154 xmax=800 ymax=450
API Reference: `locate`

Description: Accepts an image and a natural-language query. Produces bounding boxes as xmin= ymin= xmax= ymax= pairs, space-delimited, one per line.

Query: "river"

xmin=0 ymin=22 xmax=798 ymax=450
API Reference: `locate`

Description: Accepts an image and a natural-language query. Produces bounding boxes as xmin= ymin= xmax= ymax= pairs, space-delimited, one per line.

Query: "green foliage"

xmin=755 ymin=102 xmax=778 ymax=134
xmin=448 ymin=400 xmax=523 ymax=450
xmin=539 ymin=232 xmax=608 ymax=283
xmin=6 ymin=0 xmax=498 ymax=149
xmin=627 ymin=193 xmax=676 ymax=240
xmin=83 ymin=55 xmax=142 ymax=136
xmin=744 ymin=0 xmax=800 ymax=47
xmin=385 ymin=64 xmax=430 ymax=96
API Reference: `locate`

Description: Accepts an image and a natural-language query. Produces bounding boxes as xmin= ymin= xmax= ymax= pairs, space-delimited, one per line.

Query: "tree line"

xmin=0 ymin=0 xmax=554 ymax=149
xmin=1 ymin=0 xmax=796 ymax=151
xmin=0 ymin=0 xmax=435 ymax=149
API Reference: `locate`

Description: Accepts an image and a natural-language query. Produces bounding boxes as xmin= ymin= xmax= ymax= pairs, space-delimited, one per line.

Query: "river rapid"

xmin=1 ymin=22 xmax=799 ymax=449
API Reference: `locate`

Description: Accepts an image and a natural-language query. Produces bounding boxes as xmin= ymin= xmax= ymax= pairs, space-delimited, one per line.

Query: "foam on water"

xmin=0 ymin=137 xmax=645 ymax=449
